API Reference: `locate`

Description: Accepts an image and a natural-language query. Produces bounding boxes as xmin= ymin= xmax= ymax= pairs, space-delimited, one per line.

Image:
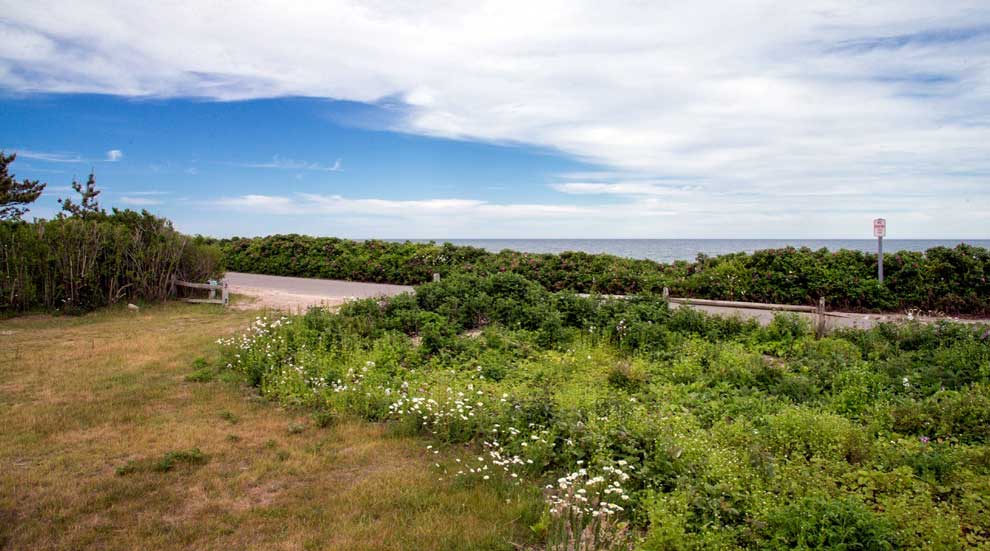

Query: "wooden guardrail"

xmin=585 ymin=288 xmax=829 ymax=335
xmin=662 ymin=287 xmax=821 ymax=312
xmin=661 ymin=287 xmax=828 ymax=335
xmin=169 ymin=275 xmax=228 ymax=306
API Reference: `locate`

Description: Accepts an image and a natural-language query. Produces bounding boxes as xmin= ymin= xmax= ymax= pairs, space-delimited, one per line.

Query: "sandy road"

xmin=671 ymin=303 xmax=932 ymax=330
xmin=225 ymin=272 xmax=984 ymax=329
xmin=226 ymin=272 xmax=412 ymax=313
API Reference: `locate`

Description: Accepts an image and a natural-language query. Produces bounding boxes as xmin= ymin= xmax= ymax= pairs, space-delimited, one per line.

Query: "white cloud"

xmin=5 ymin=147 xmax=128 ymax=164
xmin=119 ymin=196 xmax=162 ymax=206
xmin=5 ymin=148 xmax=83 ymax=163
xmin=217 ymin=193 xmax=585 ymax=219
xmin=226 ymin=156 xmax=341 ymax=172
xmin=2 ymin=2 xmax=990 ymax=235
xmin=208 ymin=189 xmax=988 ymax=239
xmin=550 ymin=182 xmax=703 ymax=197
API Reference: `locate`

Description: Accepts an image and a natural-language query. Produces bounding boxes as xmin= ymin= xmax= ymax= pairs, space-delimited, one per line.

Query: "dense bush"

xmin=1 ymin=210 xmax=223 ymax=313
xmin=218 ymin=273 xmax=990 ymax=548
xmin=218 ymin=235 xmax=990 ymax=314
xmin=218 ymin=234 xmax=490 ymax=285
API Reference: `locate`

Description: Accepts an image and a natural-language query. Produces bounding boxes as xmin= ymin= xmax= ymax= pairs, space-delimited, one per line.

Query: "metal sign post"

xmin=874 ymin=218 xmax=886 ymax=283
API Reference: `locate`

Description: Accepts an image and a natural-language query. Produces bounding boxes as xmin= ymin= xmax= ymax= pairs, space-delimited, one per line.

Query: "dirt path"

xmin=671 ymin=303 xmax=977 ymax=330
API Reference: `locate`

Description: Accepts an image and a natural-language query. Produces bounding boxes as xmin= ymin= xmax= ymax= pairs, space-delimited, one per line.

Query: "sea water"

xmin=399 ymin=239 xmax=990 ymax=263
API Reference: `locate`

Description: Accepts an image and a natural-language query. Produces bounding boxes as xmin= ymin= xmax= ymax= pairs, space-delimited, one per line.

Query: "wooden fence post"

xmin=221 ymin=279 xmax=229 ymax=306
xmin=816 ymin=297 xmax=827 ymax=338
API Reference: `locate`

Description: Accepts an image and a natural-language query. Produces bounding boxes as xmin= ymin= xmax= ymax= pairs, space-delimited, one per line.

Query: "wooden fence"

xmin=169 ymin=275 xmax=228 ymax=306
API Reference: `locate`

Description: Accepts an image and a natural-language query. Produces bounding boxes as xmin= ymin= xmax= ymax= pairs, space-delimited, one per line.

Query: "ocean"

xmin=401 ymin=239 xmax=990 ymax=263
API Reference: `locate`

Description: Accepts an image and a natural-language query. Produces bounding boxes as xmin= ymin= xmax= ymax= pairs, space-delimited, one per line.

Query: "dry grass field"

xmin=0 ymin=303 xmax=536 ymax=551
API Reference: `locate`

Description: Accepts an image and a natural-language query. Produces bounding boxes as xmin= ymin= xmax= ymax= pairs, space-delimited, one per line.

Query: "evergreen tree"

xmin=59 ymin=172 xmax=104 ymax=218
xmin=0 ymin=151 xmax=47 ymax=220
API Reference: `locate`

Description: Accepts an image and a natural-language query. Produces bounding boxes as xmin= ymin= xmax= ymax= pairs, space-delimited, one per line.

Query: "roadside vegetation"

xmin=0 ymin=303 xmax=535 ymax=550
xmin=218 ymin=234 xmax=990 ymax=315
xmin=0 ymin=211 xmax=223 ymax=313
xmin=0 ymin=154 xmax=223 ymax=314
xmin=219 ymin=272 xmax=990 ymax=549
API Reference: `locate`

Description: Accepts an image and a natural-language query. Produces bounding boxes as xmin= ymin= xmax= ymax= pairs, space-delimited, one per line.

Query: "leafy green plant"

xmin=762 ymin=496 xmax=895 ymax=550
xmin=185 ymin=357 xmax=215 ymax=382
xmin=116 ymin=448 xmax=208 ymax=475
xmin=154 ymin=448 xmax=208 ymax=472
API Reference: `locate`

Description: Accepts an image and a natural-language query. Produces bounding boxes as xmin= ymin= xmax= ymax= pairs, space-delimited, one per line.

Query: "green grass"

xmin=0 ymin=303 xmax=540 ymax=550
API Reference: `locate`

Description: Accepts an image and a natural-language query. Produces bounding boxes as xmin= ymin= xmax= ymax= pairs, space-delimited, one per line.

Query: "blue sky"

xmin=1 ymin=2 xmax=989 ymax=238
xmin=1 ymin=94 xmax=595 ymax=237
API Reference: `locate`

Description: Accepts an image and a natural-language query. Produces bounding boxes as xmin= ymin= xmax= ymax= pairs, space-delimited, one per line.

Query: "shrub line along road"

xmin=225 ymin=271 xmax=983 ymax=329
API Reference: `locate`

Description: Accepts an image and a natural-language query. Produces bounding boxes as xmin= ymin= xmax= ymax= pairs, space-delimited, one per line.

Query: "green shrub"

xmin=762 ymin=496 xmax=894 ymax=550
xmin=764 ymin=407 xmax=871 ymax=463
xmin=829 ymin=365 xmax=887 ymax=417
xmin=418 ymin=311 xmax=457 ymax=355
xmin=889 ymin=386 xmax=990 ymax=443
xmin=607 ymin=360 xmax=649 ymax=392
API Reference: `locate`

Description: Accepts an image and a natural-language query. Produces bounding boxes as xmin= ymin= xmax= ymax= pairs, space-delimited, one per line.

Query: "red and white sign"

xmin=873 ymin=218 xmax=886 ymax=238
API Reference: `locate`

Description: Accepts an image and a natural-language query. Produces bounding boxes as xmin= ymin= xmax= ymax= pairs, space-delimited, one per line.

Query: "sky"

xmin=1 ymin=1 xmax=988 ymax=239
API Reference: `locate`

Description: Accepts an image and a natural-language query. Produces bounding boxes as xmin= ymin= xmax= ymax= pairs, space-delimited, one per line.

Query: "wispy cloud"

xmin=226 ymin=156 xmax=341 ymax=172
xmin=208 ymin=190 xmax=990 ymax=239
xmin=5 ymin=147 xmax=126 ymax=164
xmin=119 ymin=196 xmax=162 ymax=206
xmin=5 ymin=148 xmax=83 ymax=163
xmin=121 ymin=190 xmax=169 ymax=196
xmin=551 ymin=182 xmax=703 ymax=197
xmin=217 ymin=193 xmax=585 ymax=219
xmin=827 ymin=24 xmax=990 ymax=54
